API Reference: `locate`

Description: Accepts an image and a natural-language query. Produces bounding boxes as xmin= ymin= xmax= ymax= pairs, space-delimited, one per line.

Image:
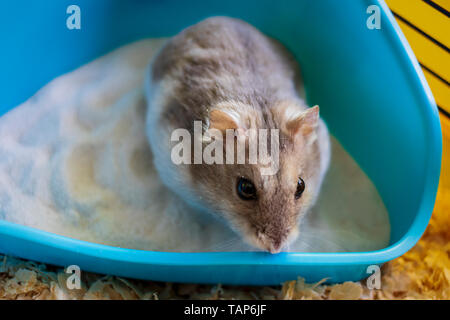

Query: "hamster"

xmin=145 ymin=17 xmax=330 ymax=253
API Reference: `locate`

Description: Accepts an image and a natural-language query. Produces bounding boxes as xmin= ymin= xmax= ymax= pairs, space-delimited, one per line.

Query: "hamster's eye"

xmin=237 ymin=177 xmax=257 ymax=200
xmin=295 ymin=177 xmax=305 ymax=199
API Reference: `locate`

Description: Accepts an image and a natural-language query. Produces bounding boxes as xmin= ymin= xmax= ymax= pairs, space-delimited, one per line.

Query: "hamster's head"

xmin=176 ymin=101 xmax=329 ymax=253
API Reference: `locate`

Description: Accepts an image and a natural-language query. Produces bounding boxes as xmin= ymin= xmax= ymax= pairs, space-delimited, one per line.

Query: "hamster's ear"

xmin=284 ymin=105 xmax=319 ymax=137
xmin=207 ymin=107 xmax=249 ymax=144
xmin=209 ymin=109 xmax=239 ymax=132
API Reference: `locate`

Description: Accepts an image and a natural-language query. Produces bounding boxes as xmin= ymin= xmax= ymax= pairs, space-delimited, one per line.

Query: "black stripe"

xmin=423 ymin=0 xmax=450 ymax=18
xmin=391 ymin=10 xmax=450 ymax=53
xmin=420 ymin=62 xmax=450 ymax=86
xmin=438 ymin=105 xmax=450 ymax=119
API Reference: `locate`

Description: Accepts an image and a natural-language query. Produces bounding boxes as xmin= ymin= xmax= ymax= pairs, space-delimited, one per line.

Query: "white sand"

xmin=0 ymin=39 xmax=390 ymax=252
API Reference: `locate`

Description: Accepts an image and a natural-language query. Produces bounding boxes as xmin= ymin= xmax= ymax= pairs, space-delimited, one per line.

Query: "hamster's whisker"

xmin=296 ymin=232 xmax=348 ymax=251
xmin=207 ymin=237 xmax=242 ymax=252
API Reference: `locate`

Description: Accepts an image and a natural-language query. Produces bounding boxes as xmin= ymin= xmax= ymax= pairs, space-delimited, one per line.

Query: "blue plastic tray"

xmin=0 ymin=0 xmax=441 ymax=285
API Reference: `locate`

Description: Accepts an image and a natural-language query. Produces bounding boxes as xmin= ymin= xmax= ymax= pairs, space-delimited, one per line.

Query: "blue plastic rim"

xmin=0 ymin=0 xmax=442 ymax=285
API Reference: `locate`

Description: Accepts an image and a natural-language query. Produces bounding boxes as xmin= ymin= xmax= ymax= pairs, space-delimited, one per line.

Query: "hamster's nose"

xmin=269 ymin=245 xmax=281 ymax=254
xmin=268 ymin=241 xmax=282 ymax=254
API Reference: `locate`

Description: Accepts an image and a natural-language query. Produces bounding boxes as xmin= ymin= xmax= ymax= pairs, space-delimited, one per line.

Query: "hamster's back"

xmin=147 ymin=16 xmax=302 ymax=120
